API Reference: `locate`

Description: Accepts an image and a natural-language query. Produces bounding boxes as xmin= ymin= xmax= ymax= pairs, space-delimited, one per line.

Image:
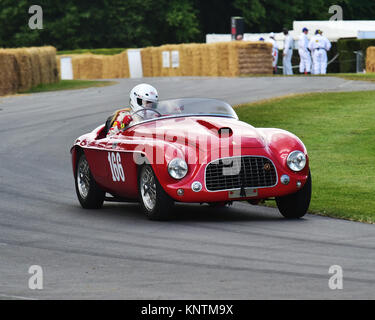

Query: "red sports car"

xmin=71 ymin=98 xmax=311 ymax=220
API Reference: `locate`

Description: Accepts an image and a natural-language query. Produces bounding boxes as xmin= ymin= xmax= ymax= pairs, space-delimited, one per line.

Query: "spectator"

xmin=282 ymin=28 xmax=293 ymax=75
xmin=298 ymin=27 xmax=311 ymax=74
xmin=266 ymin=32 xmax=279 ymax=74
xmin=319 ymin=30 xmax=331 ymax=74
xmin=308 ymin=29 xmax=330 ymax=74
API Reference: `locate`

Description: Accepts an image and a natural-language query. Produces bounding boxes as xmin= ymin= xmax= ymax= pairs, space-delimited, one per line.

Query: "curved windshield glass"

xmin=134 ymin=98 xmax=238 ymax=121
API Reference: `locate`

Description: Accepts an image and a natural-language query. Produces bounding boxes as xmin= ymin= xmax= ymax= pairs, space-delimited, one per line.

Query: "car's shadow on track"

xmin=73 ymin=201 xmax=307 ymax=223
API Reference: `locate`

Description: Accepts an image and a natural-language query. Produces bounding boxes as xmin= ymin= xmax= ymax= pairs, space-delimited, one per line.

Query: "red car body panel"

xmin=71 ymin=114 xmax=309 ymax=204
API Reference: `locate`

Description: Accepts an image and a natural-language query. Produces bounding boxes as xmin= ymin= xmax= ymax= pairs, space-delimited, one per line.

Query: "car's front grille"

xmin=205 ymin=156 xmax=277 ymax=191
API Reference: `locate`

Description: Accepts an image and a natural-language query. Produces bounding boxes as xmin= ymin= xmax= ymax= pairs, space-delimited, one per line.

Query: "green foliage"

xmin=337 ymin=39 xmax=375 ymax=73
xmin=57 ymin=48 xmax=127 ymax=55
xmin=22 ymin=80 xmax=116 ymax=93
xmin=166 ymin=0 xmax=200 ymax=43
xmin=1 ymin=0 xmax=375 ymax=49
xmin=0 ymin=0 xmax=201 ymax=49
xmin=233 ymin=0 xmax=346 ymax=32
xmin=236 ymin=91 xmax=375 ymax=223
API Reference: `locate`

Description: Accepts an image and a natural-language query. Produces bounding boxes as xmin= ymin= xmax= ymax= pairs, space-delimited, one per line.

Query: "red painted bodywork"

xmin=71 ymin=115 xmax=309 ymax=203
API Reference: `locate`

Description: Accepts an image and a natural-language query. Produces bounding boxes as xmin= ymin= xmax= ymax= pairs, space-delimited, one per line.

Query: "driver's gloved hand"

xmin=121 ymin=115 xmax=133 ymax=128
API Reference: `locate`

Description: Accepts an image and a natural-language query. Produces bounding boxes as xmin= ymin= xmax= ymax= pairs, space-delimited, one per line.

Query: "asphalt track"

xmin=1 ymin=76 xmax=375 ymax=300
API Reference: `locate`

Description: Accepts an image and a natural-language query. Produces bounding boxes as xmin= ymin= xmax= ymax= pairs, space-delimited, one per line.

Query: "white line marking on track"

xmin=0 ymin=294 xmax=38 ymax=300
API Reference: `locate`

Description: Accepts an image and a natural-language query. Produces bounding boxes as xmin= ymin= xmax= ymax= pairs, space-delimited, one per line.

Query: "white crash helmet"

xmin=129 ymin=83 xmax=159 ymax=112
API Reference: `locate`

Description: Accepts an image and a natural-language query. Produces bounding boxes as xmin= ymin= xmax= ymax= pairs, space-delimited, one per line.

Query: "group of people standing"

xmin=265 ymin=28 xmax=331 ymax=75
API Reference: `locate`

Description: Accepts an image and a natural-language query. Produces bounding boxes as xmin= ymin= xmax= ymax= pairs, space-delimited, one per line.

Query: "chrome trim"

xmin=204 ymin=155 xmax=278 ymax=192
xmin=191 ymin=181 xmax=203 ymax=192
xmin=287 ymin=150 xmax=306 ymax=172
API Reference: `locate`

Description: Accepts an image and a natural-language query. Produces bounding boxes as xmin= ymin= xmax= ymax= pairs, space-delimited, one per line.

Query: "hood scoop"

xmin=196 ymin=119 xmax=233 ymax=137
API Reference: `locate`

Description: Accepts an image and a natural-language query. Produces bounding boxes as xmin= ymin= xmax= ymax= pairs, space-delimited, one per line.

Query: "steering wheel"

xmin=131 ymin=108 xmax=162 ymax=118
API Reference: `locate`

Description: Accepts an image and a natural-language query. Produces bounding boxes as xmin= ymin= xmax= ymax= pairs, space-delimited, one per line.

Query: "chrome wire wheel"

xmin=77 ymin=156 xmax=90 ymax=199
xmin=140 ymin=166 xmax=157 ymax=212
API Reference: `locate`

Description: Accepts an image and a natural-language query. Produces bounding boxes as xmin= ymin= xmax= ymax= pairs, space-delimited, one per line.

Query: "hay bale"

xmin=212 ymin=42 xmax=229 ymax=77
xmin=58 ymin=50 xmax=129 ymax=79
xmin=207 ymin=43 xmax=220 ymax=76
xmin=0 ymin=46 xmax=58 ymax=96
xmin=62 ymin=54 xmax=103 ymax=79
xmin=37 ymin=46 xmax=55 ymax=83
xmin=102 ymin=55 xmax=118 ymax=79
xmin=0 ymin=50 xmax=19 ymax=95
xmin=24 ymin=47 xmax=42 ymax=86
xmin=180 ymin=43 xmax=195 ymax=76
xmin=227 ymin=42 xmax=241 ymax=76
xmin=150 ymin=47 xmax=161 ymax=77
xmin=200 ymin=44 xmax=211 ymax=76
xmin=236 ymin=41 xmax=273 ymax=75
xmin=366 ymin=46 xmax=375 ymax=73
xmin=141 ymin=47 xmax=153 ymax=77
xmin=118 ymin=50 xmax=130 ymax=78
xmin=190 ymin=44 xmax=203 ymax=76
xmin=6 ymin=48 xmax=33 ymax=91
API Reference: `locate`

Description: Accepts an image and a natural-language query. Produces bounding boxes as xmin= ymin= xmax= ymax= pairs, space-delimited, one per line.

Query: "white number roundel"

xmin=108 ymin=152 xmax=125 ymax=182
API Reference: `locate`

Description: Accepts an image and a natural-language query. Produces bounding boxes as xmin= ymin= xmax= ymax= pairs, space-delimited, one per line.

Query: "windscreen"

xmin=141 ymin=98 xmax=238 ymax=120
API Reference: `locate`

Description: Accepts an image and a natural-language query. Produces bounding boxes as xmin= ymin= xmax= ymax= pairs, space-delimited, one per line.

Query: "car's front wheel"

xmin=276 ymin=171 xmax=312 ymax=219
xmin=138 ymin=164 xmax=174 ymax=220
xmin=75 ymin=152 xmax=105 ymax=209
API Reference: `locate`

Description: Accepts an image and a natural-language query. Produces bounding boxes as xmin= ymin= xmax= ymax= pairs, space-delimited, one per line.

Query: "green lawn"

xmin=328 ymin=73 xmax=375 ymax=82
xmin=22 ymin=80 xmax=116 ymax=93
xmin=57 ymin=48 xmax=127 ymax=55
xmin=241 ymin=73 xmax=375 ymax=82
xmin=235 ymin=91 xmax=375 ymax=223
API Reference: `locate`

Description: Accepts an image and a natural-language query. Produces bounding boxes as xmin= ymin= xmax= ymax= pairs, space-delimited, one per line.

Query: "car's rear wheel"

xmin=276 ymin=171 xmax=311 ymax=219
xmin=75 ymin=152 xmax=105 ymax=209
xmin=138 ymin=164 xmax=174 ymax=220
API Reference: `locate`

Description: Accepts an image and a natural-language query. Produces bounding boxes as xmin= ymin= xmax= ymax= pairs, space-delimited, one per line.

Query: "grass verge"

xmin=328 ymin=73 xmax=375 ymax=82
xmin=21 ymin=80 xmax=117 ymax=94
xmin=235 ymin=91 xmax=375 ymax=223
xmin=240 ymin=72 xmax=375 ymax=82
xmin=57 ymin=48 xmax=127 ymax=55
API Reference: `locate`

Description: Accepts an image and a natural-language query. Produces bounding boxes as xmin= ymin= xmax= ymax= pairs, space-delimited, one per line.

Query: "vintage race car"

xmin=71 ymin=98 xmax=311 ymax=220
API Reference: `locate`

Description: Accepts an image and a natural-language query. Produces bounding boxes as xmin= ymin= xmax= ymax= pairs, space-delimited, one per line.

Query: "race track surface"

xmin=1 ymin=76 xmax=375 ymax=299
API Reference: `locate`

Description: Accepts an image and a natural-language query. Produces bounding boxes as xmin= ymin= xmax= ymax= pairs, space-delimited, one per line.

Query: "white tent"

xmin=206 ymin=20 xmax=375 ymax=50
xmin=293 ymin=20 xmax=375 ymax=41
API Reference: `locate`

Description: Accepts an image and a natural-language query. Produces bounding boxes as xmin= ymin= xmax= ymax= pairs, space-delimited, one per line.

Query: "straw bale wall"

xmin=0 ymin=46 xmax=58 ymax=96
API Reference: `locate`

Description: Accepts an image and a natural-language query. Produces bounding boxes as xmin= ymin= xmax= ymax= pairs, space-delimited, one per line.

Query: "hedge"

xmin=336 ymin=38 xmax=375 ymax=73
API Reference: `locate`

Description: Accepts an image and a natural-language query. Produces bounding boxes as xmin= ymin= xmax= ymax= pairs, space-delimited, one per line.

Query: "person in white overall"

xmin=309 ymin=30 xmax=331 ymax=75
xmin=282 ymin=28 xmax=293 ymax=75
xmin=319 ymin=30 xmax=331 ymax=74
xmin=298 ymin=27 xmax=311 ymax=74
xmin=267 ymin=32 xmax=279 ymax=74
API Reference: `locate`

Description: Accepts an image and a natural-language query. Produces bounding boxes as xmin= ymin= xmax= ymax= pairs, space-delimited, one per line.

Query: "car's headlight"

xmin=287 ymin=151 xmax=306 ymax=172
xmin=168 ymin=158 xmax=188 ymax=179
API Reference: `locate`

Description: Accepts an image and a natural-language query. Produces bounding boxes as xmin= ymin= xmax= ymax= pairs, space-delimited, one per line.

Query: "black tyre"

xmin=276 ymin=171 xmax=312 ymax=219
xmin=138 ymin=164 xmax=174 ymax=220
xmin=75 ymin=152 xmax=105 ymax=209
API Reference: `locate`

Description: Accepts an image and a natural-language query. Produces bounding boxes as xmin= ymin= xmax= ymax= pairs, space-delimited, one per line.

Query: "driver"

xmin=105 ymin=83 xmax=159 ymax=136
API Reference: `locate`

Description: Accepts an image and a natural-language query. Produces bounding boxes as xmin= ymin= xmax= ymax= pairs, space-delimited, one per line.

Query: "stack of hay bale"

xmin=140 ymin=47 xmax=153 ymax=77
xmin=366 ymin=46 xmax=375 ymax=73
xmin=0 ymin=46 xmax=58 ymax=96
xmin=54 ymin=41 xmax=272 ymax=81
xmin=56 ymin=51 xmax=130 ymax=79
xmin=140 ymin=41 xmax=272 ymax=78
xmin=227 ymin=41 xmax=273 ymax=76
